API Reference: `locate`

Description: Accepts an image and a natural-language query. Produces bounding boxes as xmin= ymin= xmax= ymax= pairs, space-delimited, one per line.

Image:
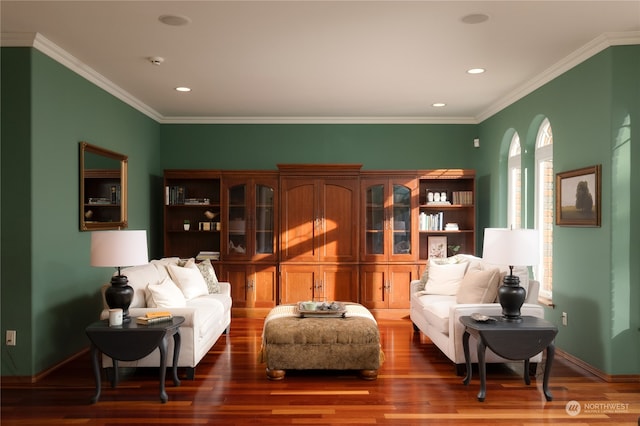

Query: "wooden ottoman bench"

xmin=259 ymin=303 xmax=383 ymax=380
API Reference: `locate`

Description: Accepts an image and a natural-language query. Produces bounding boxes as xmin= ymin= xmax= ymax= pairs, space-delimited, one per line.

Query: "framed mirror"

xmin=80 ymin=142 xmax=128 ymax=231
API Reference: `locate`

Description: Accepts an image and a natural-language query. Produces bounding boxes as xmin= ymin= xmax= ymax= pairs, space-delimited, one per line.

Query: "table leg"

xmin=172 ymin=330 xmax=182 ymax=386
xmin=543 ymin=343 xmax=555 ymax=401
xmin=477 ymin=340 xmax=486 ymax=402
xmin=462 ymin=330 xmax=472 ymax=385
xmin=111 ymin=359 xmax=119 ymax=388
xmin=158 ymin=336 xmax=169 ymax=403
xmin=524 ymin=359 xmax=531 ymax=385
xmin=90 ymin=345 xmax=101 ymax=404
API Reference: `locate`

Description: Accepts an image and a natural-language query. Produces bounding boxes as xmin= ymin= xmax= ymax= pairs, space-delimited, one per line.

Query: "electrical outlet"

xmin=562 ymin=312 xmax=568 ymax=326
xmin=6 ymin=330 xmax=16 ymax=346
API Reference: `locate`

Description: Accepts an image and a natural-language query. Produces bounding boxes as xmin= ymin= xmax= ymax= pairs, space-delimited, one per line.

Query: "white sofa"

xmin=410 ymin=255 xmax=545 ymax=375
xmin=99 ymin=257 xmax=231 ymax=379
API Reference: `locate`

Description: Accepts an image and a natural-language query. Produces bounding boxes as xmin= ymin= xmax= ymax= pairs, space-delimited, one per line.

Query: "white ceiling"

xmin=2 ymin=1 xmax=639 ymax=123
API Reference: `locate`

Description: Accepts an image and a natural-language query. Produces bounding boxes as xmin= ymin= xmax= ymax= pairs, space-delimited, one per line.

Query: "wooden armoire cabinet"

xmin=278 ymin=165 xmax=361 ymax=304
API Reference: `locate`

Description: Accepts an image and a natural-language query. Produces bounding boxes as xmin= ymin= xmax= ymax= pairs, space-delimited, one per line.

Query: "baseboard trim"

xmin=1 ymin=347 xmax=89 ymax=384
xmin=556 ymin=348 xmax=640 ymax=383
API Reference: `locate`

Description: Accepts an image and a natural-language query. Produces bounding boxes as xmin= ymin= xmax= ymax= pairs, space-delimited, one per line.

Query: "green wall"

xmin=1 ymin=48 xmax=161 ymax=377
xmin=2 ymin=44 xmax=637 ymax=378
xmin=477 ymin=45 xmax=639 ymax=375
xmin=159 ymin=124 xmax=478 ymax=171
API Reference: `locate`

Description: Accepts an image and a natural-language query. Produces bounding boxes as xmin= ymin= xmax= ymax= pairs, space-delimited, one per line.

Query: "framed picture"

xmin=556 ymin=165 xmax=601 ymax=227
xmin=428 ymin=236 xmax=447 ymax=258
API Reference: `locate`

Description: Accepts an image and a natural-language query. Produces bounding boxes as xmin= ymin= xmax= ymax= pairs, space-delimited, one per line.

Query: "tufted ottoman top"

xmin=264 ymin=315 xmax=380 ymax=345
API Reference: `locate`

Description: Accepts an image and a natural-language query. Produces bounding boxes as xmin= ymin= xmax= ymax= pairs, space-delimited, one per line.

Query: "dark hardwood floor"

xmin=2 ymin=316 xmax=638 ymax=425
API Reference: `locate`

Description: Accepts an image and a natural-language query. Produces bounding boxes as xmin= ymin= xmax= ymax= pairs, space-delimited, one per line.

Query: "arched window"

xmin=508 ymin=133 xmax=522 ymax=229
xmin=535 ymin=118 xmax=553 ymax=300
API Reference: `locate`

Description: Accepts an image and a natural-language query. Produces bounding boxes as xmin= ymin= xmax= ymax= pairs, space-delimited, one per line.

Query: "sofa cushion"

xmin=119 ymin=263 xmax=162 ymax=308
xmin=420 ymin=254 xmax=476 ymax=285
xmin=424 ymin=260 xmax=468 ymax=295
xmin=150 ymin=257 xmax=181 ymax=281
xmin=456 ymin=267 xmax=501 ymax=304
xmin=186 ymin=296 xmax=226 ymax=339
xmin=168 ymin=263 xmax=209 ymax=300
xmin=419 ymin=294 xmax=456 ymax=335
xmin=145 ymin=276 xmax=187 ymax=308
xmin=196 ymin=259 xmax=220 ymax=294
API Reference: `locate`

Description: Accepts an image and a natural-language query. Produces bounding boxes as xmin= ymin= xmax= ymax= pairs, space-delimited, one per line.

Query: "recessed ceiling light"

xmin=461 ymin=13 xmax=490 ymax=24
xmin=175 ymin=87 xmax=192 ymax=92
xmin=432 ymin=103 xmax=446 ymax=108
xmin=467 ymin=68 xmax=486 ymax=75
xmin=159 ymin=14 xmax=192 ymax=26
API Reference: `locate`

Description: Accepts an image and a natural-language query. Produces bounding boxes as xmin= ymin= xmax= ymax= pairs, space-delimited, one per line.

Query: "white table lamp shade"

xmin=482 ymin=228 xmax=539 ymax=267
xmin=90 ymin=230 xmax=149 ymax=268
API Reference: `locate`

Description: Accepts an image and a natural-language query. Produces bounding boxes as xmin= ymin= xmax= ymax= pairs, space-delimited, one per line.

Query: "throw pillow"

xmin=167 ymin=263 xmax=209 ymax=300
xmin=145 ymin=276 xmax=187 ymax=308
xmin=456 ymin=267 xmax=501 ymax=304
xmin=419 ymin=255 xmax=469 ymax=285
xmin=197 ymin=259 xmax=220 ymax=294
xmin=424 ymin=260 xmax=469 ymax=295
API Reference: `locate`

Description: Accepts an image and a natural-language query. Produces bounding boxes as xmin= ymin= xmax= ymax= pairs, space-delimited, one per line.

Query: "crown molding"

xmin=477 ymin=31 xmax=640 ymax=123
xmin=3 ymin=31 xmax=638 ymax=125
xmin=157 ymin=115 xmax=478 ymax=125
xmin=1 ymin=32 xmax=163 ymax=122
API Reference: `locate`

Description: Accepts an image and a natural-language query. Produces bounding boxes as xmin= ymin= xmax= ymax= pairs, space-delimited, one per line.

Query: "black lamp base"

xmin=498 ymin=273 xmax=526 ymax=322
xmin=104 ymin=275 xmax=134 ymax=323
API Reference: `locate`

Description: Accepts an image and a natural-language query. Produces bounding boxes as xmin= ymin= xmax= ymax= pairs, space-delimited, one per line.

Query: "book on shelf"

xmin=165 ymin=186 xmax=186 ymax=205
xmin=451 ymin=191 xmax=473 ymax=205
xmin=88 ymin=197 xmax=111 ymax=205
xmin=420 ymin=212 xmax=444 ymax=231
xmin=196 ymin=251 xmax=220 ymax=261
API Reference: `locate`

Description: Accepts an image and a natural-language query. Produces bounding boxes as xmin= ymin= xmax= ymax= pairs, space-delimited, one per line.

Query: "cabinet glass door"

xmin=365 ymin=184 xmax=385 ymax=256
xmin=228 ymin=184 xmax=247 ymax=256
xmin=255 ymin=184 xmax=275 ymax=254
xmin=392 ymin=184 xmax=412 ymax=255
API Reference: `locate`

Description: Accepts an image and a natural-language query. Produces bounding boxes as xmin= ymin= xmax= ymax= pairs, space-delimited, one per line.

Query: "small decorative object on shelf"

xmin=448 ymin=244 xmax=461 ymax=257
xmin=428 ymin=236 xmax=447 ymax=258
xmin=183 ymin=220 xmax=190 ymax=231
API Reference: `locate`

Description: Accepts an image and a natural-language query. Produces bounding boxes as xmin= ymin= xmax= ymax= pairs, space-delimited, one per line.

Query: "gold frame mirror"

xmin=80 ymin=142 xmax=128 ymax=231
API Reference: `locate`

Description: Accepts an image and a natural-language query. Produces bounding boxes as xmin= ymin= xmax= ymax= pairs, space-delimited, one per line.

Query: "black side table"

xmin=460 ymin=315 xmax=558 ymax=402
xmin=85 ymin=316 xmax=185 ymax=403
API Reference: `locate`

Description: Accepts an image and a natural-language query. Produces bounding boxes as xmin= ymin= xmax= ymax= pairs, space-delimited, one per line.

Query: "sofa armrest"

xmin=217 ymin=281 xmax=231 ymax=297
xmin=525 ymin=280 xmax=540 ymax=304
xmin=410 ymin=279 xmax=425 ymax=294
